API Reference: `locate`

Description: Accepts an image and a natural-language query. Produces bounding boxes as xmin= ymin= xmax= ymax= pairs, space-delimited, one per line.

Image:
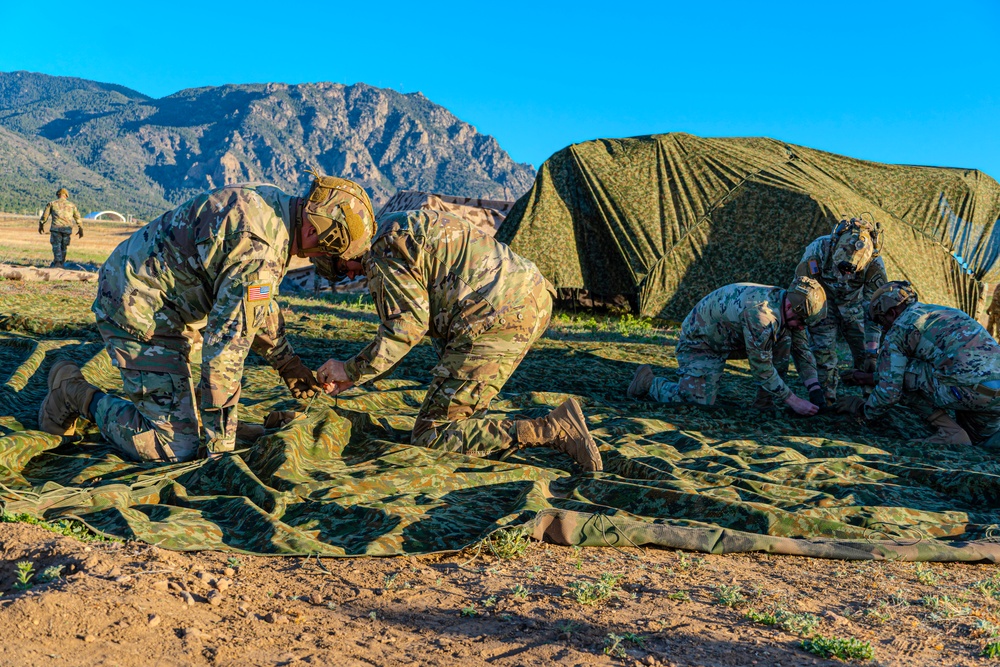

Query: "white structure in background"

xmin=84 ymin=210 xmax=132 ymax=223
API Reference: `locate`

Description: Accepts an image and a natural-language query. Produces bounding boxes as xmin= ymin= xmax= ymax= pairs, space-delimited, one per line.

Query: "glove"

xmin=835 ymin=395 xmax=866 ymax=416
xmin=840 ymin=369 xmax=875 ymax=387
xmin=860 ymin=354 xmax=877 ymax=374
xmin=808 ymin=387 xmax=827 ymax=408
xmin=275 ymin=355 xmax=322 ymax=399
xmin=38 ymin=223 xmax=45 ymax=235
xmin=77 ymin=227 xmax=84 ymax=239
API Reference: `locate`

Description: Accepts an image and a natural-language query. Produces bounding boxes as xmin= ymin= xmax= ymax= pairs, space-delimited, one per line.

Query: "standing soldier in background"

xmin=837 ymin=281 xmax=1000 ymax=448
xmin=38 ymin=188 xmax=83 ymax=268
xmin=36 ymin=176 xmax=369 ymax=462
xmin=314 ymin=208 xmax=603 ymax=472
xmin=627 ymin=277 xmax=828 ymax=415
xmin=795 ymin=217 xmax=887 ymax=405
xmin=986 ymin=283 xmax=1000 ymax=341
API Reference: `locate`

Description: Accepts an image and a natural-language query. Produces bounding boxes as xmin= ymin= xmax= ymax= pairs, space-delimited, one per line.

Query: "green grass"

xmin=566 ymin=573 xmax=624 ymax=606
xmin=713 ymin=584 xmax=746 ymax=607
xmin=984 ymin=641 xmax=1000 ymax=659
xmin=1 ymin=511 xmax=115 ymax=543
xmin=801 ymin=635 xmax=874 ymax=661
xmin=486 ymin=528 xmax=531 ymax=560
xmin=745 ymin=607 xmax=819 ymax=636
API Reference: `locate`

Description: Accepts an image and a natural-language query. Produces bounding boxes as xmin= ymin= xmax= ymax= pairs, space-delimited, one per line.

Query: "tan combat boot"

xmin=917 ymin=409 xmax=972 ymax=446
xmin=514 ymin=398 xmax=603 ymax=471
xmin=627 ymin=364 xmax=653 ymax=399
xmin=38 ymin=361 xmax=100 ymax=436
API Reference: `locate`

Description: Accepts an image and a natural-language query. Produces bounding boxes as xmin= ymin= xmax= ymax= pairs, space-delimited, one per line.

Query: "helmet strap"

xmin=289 ymin=196 xmax=305 ymax=265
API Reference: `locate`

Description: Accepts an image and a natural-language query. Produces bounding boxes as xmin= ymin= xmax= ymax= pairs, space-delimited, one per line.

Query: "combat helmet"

xmin=56 ymin=188 xmax=69 ymax=198
xmin=786 ymin=276 xmax=828 ymax=327
xmin=868 ymin=280 xmax=918 ymax=327
xmin=830 ymin=216 xmax=884 ymax=274
xmin=299 ymin=174 xmax=375 ymax=259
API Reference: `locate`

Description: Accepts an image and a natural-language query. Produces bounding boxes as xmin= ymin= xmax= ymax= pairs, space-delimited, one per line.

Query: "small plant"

xmin=36 ymin=565 xmax=65 ymax=584
xmin=566 ymin=573 xmax=624 ymax=606
xmin=665 ymin=590 xmax=690 ymax=602
xmin=921 ymin=594 xmax=971 ymax=620
xmin=983 ymin=641 xmax=1000 ymax=659
xmin=915 ymin=563 xmax=940 ymax=585
xmin=1 ymin=512 xmax=114 ymax=543
xmin=13 ymin=561 xmax=34 ymax=591
xmin=603 ymin=632 xmax=645 ymax=659
xmin=486 ymin=528 xmax=531 ymax=560
xmin=368 ymin=610 xmax=377 ymax=620
xmin=801 ymin=635 xmax=874 ymax=661
xmin=974 ymin=619 xmax=1000 ymax=639
xmin=744 ymin=606 xmax=819 ymax=636
xmin=557 ymin=620 xmax=580 ymax=637
xmin=226 ymin=557 xmax=243 ymax=569
xmin=510 ymin=584 xmax=530 ymax=600
xmin=713 ymin=584 xmax=746 ymax=608
xmin=482 ymin=595 xmax=498 ymax=608
xmin=460 ymin=604 xmax=477 ymax=617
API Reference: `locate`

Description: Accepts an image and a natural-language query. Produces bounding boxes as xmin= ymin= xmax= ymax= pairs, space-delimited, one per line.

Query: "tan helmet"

xmin=299 ymin=175 xmax=375 ymax=259
xmin=868 ymin=280 xmax=918 ymax=327
xmin=786 ymin=276 xmax=828 ymax=326
xmin=830 ymin=217 xmax=883 ymax=274
xmin=56 ymin=188 xmax=69 ymax=198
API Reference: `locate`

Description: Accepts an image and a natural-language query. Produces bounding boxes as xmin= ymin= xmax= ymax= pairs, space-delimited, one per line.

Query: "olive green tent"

xmin=498 ymin=133 xmax=1000 ymax=320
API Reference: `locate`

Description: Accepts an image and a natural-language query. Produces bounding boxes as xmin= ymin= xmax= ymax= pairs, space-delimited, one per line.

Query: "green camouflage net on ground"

xmin=3 ymin=286 xmax=1000 ymax=561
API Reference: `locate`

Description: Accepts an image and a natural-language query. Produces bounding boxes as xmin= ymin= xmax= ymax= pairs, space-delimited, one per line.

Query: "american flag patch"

xmin=247 ymin=283 xmax=272 ymax=302
xmin=808 ymin=259 xmax=820 ymax=275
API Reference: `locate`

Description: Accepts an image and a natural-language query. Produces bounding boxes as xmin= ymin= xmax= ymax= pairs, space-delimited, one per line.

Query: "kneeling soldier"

xmin=37 ymin=177 xmax=370 ymax=461
xmin=627 ymin=277 xmax=828 ymax=415
xmin=837 ymin=281 xmax=1000 ymax=448
xmin=314 ymin=208 xmax=602 ymax=472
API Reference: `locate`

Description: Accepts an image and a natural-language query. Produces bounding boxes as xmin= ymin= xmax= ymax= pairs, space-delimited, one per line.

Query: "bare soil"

xmin=3 ymin=523 xmax=999 ymax=667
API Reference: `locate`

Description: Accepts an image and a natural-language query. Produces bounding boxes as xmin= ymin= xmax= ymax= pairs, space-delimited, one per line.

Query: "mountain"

xmin=0 ymin=71 xmax=536 ymax=219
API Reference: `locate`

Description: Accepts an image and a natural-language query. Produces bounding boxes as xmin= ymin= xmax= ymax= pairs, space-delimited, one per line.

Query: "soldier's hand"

xmin=38 ymin=223 xmax=45 ymax=235
xmin=785 ymin=393 xmax=819 ymax=416
xmin=317 ymin=359 xmax=354 ymax=396
xmin=840 ymin=369 xmax=875 ymax=387
xmin=276 ymin=355 xmax=322 ymax=399
xmin=835 ymin=395 xmax=866 ymax=416
xmin=860 ymin=354 xmax=877 ymax=374
xmin=77 ymin=227 xmax=84 ymax=239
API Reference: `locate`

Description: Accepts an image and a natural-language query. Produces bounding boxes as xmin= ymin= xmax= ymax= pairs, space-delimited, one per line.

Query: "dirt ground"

xmin=3 ymin=522 xmax=1000 ymax=667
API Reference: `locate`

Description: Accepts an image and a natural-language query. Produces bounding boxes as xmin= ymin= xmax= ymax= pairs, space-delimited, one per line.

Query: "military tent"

xmin=377 ymin=190 xmax=515 ymax=237
xmin=497 ymin=133 xmax=1000 ymax=320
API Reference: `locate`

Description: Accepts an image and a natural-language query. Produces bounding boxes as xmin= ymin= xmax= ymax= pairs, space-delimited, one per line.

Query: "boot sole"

xmin=562 ymin=399 xmax=603 ymax=472
xmin=38 ymin=360 xmax=83 ymax=436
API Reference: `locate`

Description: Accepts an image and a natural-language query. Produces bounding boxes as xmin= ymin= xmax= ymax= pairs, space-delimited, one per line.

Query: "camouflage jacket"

xmin=796 ymin=235 xmax=887 ymax=351
xmin=864 ymin=302 xmax=1000 ymax=418
xmin=344 ymin=210 xmax=552 ymax=384
xmin=679 ymin=283 xmax=819 ymax=400
xmin=39 ymin=198 xmax=83 ymax=233
xmin=93 ymin=184 xmax=297 ymax=446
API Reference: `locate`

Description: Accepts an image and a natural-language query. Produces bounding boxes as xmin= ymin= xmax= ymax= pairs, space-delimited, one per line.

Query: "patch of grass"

xmin=13 ymin=561 xmax=34 ymax=591
xmin=36 ymin=565 xmax=64 ymax=584
xmin=460 ymin=604 xmax=477 ymax=617
xmin=921 ymin=594 xmax=971 ymax=620
xmin=1 ymin=512 xmax=114 ymax=543
xmin=801 ymin=635 xmax=874 ymax=661
xmin=486 ymin=528 xmax=530 ymax=560
xmin=915 ymin=563 xmax=940 ymax=585
xmin=675 ymin=551 xmax=705 ymax=571
xmin=566 ymin=573 xmax=624 ymax=606
xmin=665 ymin=590 xmax=690 ymax=602
xmin=604 ymin=632 xmax=646 ymax=659
xmin=510 ymin=584 xmax=530 ymax=600
xmin=745 ymin=606 xmax=819 ymax=636
xmin=226 ymin=556 xmax=243 ymax=569
xmin=984 ymin=641 xmax=1000 ymax=659
xmin=713 ymin=584 xmax=746 ymax=608
xmin=974 ymin=619 xmax=1000 ymax=639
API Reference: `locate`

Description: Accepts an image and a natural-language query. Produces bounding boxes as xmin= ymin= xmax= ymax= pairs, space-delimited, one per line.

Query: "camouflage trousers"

xmin=649 ymin=335 xmax=791 ymax=405
xmin=410 ymin=286 xmax=553 ymax=456
xmin=93 ymin=322 xmax=209 ymax=462
xmin=901 ymin=359 xmax=1000 ymax=448
xmin=808 ymin=306 xmax=867 ymax=400
xmin=49 ymin=229 xmax=71 ymax=266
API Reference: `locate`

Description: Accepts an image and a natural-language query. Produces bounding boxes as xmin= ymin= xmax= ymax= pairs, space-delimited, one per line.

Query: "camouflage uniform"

xmin=987 ymin=283 xmax=1000 ymax=341
xmin=343 ymin=210 xmax=554 ymax=456
xmin=863 ymin=302 xmax=1000 ymax=446
xmin=91 ymin=184 xmax=299 ymax=461
xmin=38 ymin=198 xmax=83 ymax=266
xmin=648 ymin=283 xmax=819 ymax=404
xmin=796 ymin=234 xmax=887 ymax=400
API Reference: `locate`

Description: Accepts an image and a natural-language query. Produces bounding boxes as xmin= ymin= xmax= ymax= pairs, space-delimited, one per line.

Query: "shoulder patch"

xmin=246 ymin=283 xmax=273 ymax=302
xmin=807 ymin=259 xmax=820 ymax=276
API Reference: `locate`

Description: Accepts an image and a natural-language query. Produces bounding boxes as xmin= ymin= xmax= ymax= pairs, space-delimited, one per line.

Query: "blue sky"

xmin=1 ymin=0 xmax=998 ymax=176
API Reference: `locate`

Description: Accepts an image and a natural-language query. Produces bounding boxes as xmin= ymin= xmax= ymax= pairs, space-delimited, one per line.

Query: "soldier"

xmin=986 ymin=283 xmax=1000 ymax=341
xmin=795 ymin=217 xmax=887 ymax=404
xmin=836 ymin=281 xmax=1000 ymax=447
xmin=37 ymin=176 xmax=370 ymax=462
xmin=626 ymin=277 xmax=828 ymax=415
xmin=313 ymin=208 xmax=603 ymax=472
xmin=38 ymin=188 xmax=84 ymax=268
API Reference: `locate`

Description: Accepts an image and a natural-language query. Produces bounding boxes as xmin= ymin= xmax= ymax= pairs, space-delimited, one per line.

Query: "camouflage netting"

xmin=4 ymin=317 xmax=1000 ymax=562
xmin=498 ymin=133 xmax=1000 ymax=320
